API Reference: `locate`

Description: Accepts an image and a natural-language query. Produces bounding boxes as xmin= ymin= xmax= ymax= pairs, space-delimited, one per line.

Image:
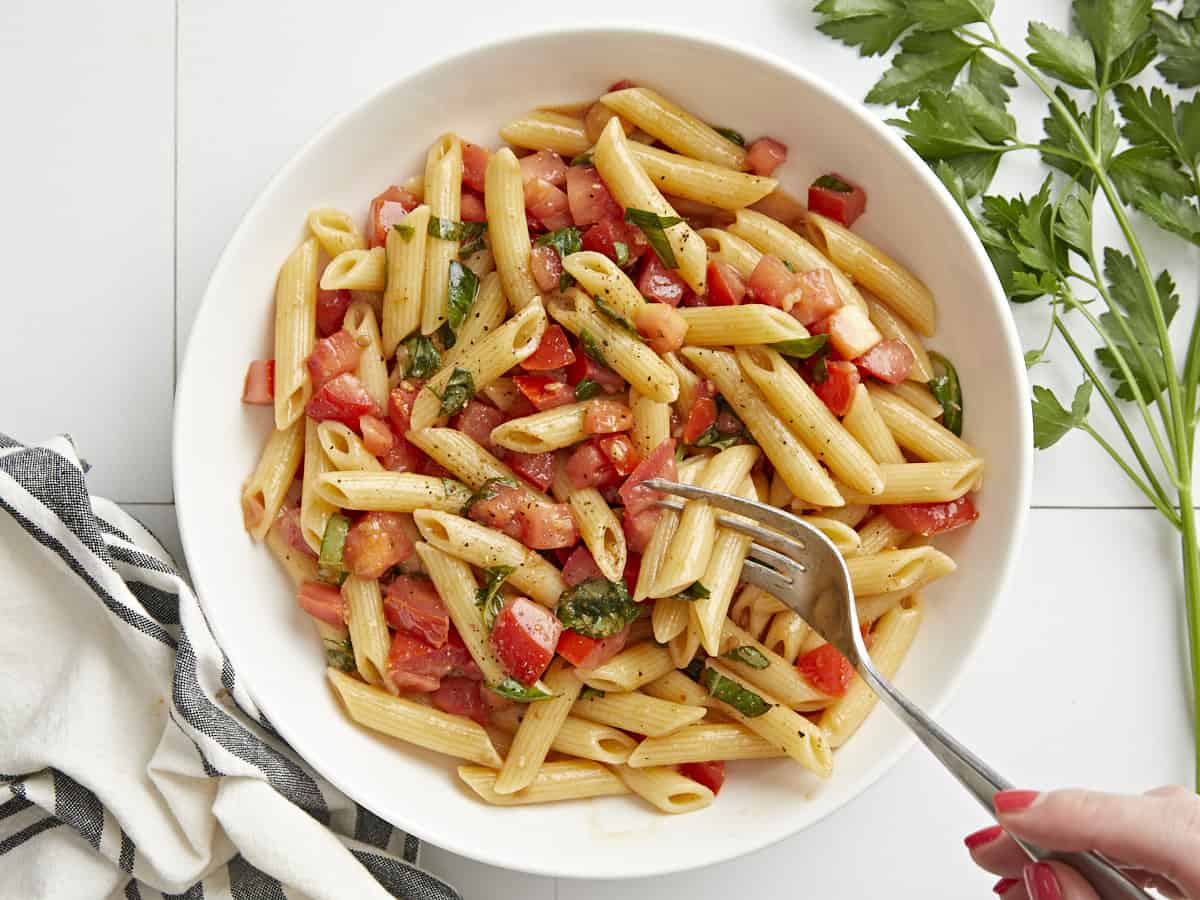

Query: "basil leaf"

xmin=813 ymin=173 xmax=855 ymax=193
xmin=404 ymin=334 xmax=442 ymax=379
xmin=624 ymin=208 xmax=684 ymax=268
xmin=475 ymin=565 xmax=516 ymax=629
xmin=578 ymin=686 xmax=606 ymax=700
xmin=700 ymin=667 xmax=771 ymax=717
xmin=594 ymin=296 xmax=640 ymax=337
xmin=490 ymin=677 xmax=555 ymax=702
xmin=927 ymin=351 xmax=964 ymax=436
xmin=723 ymin=645 xmax=769 ymax=669
xmin=574 ymin=378 xmax=602 ymax=401
xmin=436 ymin=321 xmax=457 ymax=351
xmin=579 ymin=330 xmax=609 ymax=367
xmin=393 ymin=223 xmax=415 ymax=240
xmin=446 ymin=260 xmax=480 ymax=333
xmin=811 ymin=353 xmax=830 ymax=385
xmin=318 ymin=514 xmax=350 ymax=581
xmin=692 ymin=425 xmax=741 ymax=450
xmin=460 ymin=234 xmax=488 ymax=257
xmin=460 ymin=476 xmax=519 ymax=516
xmin=428 ymin=216 xmax=487 ymax=242
xmin=324 ymin=637 xmax=356 ymax=673
xmin=677 ymin=581 xmax=711 ymax=601
xmin=533 ymin=226 xmax=583 ymax=258
xmin=771 ymin=334 xmax=829 ymax=359
xmin=556 ymin=578 xmax=641 ymax=638
xmin=712 ymin=125 xmax=746 ymax=146
xmin=570 ymin=151 xmax=594 ymax=167
xmin=613 ymin=241 xmax=630 ymax=268
xmin=682 ymin=657 xmax=706 ymax=681
xmin=436 ymin=368 xmax=475 ymax=417
xmin=782 ymin=258 xmax=798 ymax=273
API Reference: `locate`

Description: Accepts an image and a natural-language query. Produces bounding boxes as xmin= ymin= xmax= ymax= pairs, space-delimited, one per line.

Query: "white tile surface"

xmin=1 ymin=0 xmax=176 ymax=502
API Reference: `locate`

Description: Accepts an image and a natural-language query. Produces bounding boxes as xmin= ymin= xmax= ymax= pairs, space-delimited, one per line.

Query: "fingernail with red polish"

xmin=993 ymin=789 xmax=1040 ymax=814
xmin=1023 ymin=862 xmax=1063 ymax=900
xmin=993 ymin=877 xmax=1020 ymax=895
xmin=964 ymin=825 xmax=1004 ymax=850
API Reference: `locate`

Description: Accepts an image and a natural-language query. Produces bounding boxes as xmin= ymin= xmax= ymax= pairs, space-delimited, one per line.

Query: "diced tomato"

xmin=561 ymin=545 xmax=605 ymax=586
xmin=491 ymin=597 xmax=563 ymax=685
xmin=636 ymin=254 xmax=690 ymax=307
xmin=386 ymin=631 xmax=449 ymax=693
xmin=381 ymin=435 xmax=424 ymax=472
xmin=622 ymin=507 xmax=659 ymax=554
xmin=812 ymin=361 xmax=860 ymax=417
xmin=634 ymin=303 xmax=688 ymax=353
xmin=822 ymin=306 xmax=883 ymax=360
xmin=566 ymin=440 xmax=622 ymax=490
xmin=359 ymin=415 xmax=395 ymax=457
xmin=518 ymin=501 xmax=578 ymax=550
xmin=607 ymin=78 xmax=637 ymax=92
xmin=452 ymin=400 xmax=505 ymax=453
xmin=706 ymin=261 xmax=746 ymax=306
xmin=566 ymin=165 xmax=622 ymax=227
xmin=882 ymin=496 xmax=979 ymax=536
xmin=460 ymin=191 xmax=487 ymax=223
xmin=808 ymin=173 xmax=868 ymax=227
xmin=467 ymin=482 xmax=525 ymax=540
xmin=368 ymin=186 xmax=420 ymax=248
xmin=746 ymin=137 xmax=788 ymax=176
xmin=597 ymin=434 xmax=641 ymax=477
xmin=519 ymin=150 xmax=568 ymax=188
xmin=306 ymin=330 xmax=362 ymax=391
xmin=384 ymin=574 xmax=451 ymax=647
xmin=716 ymin=409 xmax=741 ymax=435
xmin=679 ymin=761 xmax=726 ymax=795
xmin=623 ymin=553 xmax=642 ymax=593
xmin=343 ymin=512 xmax=414 ymax=579
xmin=276 ymin=505 xmax=317 ymax=559
xmin=316 ymin=287 xmax=353 ymax=337
xmin=556 ymin=623 xmax=631 ymax=669
xmin=746 ymin=254 xmax=801 ymax=309
xmin=297 ymin=581 xmax=345 ymax=627
xmin=683 ymin=381 xmax=718 ymax=444
xmin=522 ymin=325 xmax=576 ymax=371
xmin=461 ymin=142 xmax=490 ymax=193
xmin=530 ymin=244 xmax=564 ymax=292
xmin=242 ymin=359 xmax=274 ymax=405
xmin=581 ymin=216 xmax=648 ymax=266
xmin=524 ymin=178 xmax=573 ymax=231
xmin=431 ymin=676 xmax=487 ymax=724
xmin=790 ymin=269 xmax=842 ymax=326
xmin=855 ymin=339 xmax=914 ymax=385
xmin=508 ymin=451 xmax=556 ymax=491
xmin=584 ymin=399 xmax=634 ymax=435
xmin=796 ymin=643 xmax=855 ymax=697
xmin=388 ymin=381 xmax=422 ymax=435
xmin=305 ymin=373 xmax=380 ymax=427
xmin=566 ymin=349 xmax=626 ymax=393
xmin=513 ymin=374 xmax=575 ymax=411
xmin=618 ymin=438 xmax=677 ymax=516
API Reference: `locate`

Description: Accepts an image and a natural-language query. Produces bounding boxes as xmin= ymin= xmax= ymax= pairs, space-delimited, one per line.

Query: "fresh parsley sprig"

xmin=814 ymin=0 xmax=1200 ymax=783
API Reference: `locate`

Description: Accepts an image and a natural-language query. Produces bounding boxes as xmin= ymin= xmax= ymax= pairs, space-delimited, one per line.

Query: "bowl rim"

xmin=174 ymin=21 xmax=1032 ymax=880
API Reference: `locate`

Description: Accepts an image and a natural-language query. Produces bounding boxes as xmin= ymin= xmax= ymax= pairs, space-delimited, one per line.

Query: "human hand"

xmin=963 ymin=787 xmax=1200 ymax=898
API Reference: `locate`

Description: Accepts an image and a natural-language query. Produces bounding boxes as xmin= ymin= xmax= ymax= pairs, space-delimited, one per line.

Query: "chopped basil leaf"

xmin=460 ymin=476 xmax=519 ymax=516
xmin=712 ymin=125 xmax=746 ymax=146
xmin=771 ymin=334 xmax=828 ymax=359
xmin=928 ymin=352 xmax=963 ymax=437
xmin=324 ymin=637 xmax=356 ymax=673
xmin=593 ymin=296 xmax=640 ymax=338
xmin=574 ymin=378 xmax=602 ymax=401
xmin=700 ymin=667 xmax=771 ymax=717
xmin=723 ymin=645 xmax=769 ymax=669
xmin=460 ymin=233 xmax=488 ymax=257
xmin=682 ymin=657 xmax=706 ymax=681
xmin=475 ymin=565 xmax=516 ymax=629
xmin=624 ymin=208 xmax=683 ymax=269
xmin=318 ymin=514 xmax=350 ymax=581
xmin=436 ymin=368 xmax=475 ymax=417
xmin=692 ymin=425 xmax=741 ymax=450
xmin=533 ymin=225 xmax=582 ymax=258
xmin=556 ymin=578 xmax=641 ymax=638
xmin=393 ymin=223 xmax=415 ymax=241
xmin=810 ymin=353 xmax=830 ymax=385
xmin=490 ymin=678 xmax=555 ymax=702
xmin=613 ymin=241 xmax=630 ymax=268
xmin=404 ymin=334 xmax=442 ymax=379
xmin=570 ymin=151 xmax=593 ymax=167
xmin=578 ymin=686 xmax=606 ymax=700
xmin=677 ymin=581 xmax=711 ymax=601
xmin=579 ymin=330 xmax=609 ymax=367
xmin=781 ymin=258 xmax=798 ymax=273
xmin=674 ymin=443 xmax=687 ymax=462
xmin=428 ymin=216 xmax=487 ymax=242
xmin=446 ymin=260 xmax=480 ymax=333
xmin=436 ymin=321 xmax=457 ymax=351
xmin=813 ymin=174 xmax=854 ymax=194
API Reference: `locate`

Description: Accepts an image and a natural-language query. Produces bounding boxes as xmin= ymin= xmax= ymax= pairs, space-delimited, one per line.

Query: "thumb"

xmin=993 ymin=787 xmax=1200 ymax=897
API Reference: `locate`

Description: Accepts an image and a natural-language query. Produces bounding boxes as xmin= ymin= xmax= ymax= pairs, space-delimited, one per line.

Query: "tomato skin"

xmin=384 ymin=574 xmax=450 ymax=647
xmin=359 ymin=414 xmax=394 ymax=456
xmin=581 ymin=216 xmax=648 ymax=266
xmin=524 ymin=178 xmax=572 ymax=231
xmin=812 ymin=361 xmax=860 ymax=417
xmin=556 ymin=624 xmax=631 ymax=669
xmin=636 ymin=254 xmax=690 ymax=307
xmin=618 ymin=438 xmax=677 ymax=516
xmin=565 ymin=440 xmax=621 ymax=490
xmin=519 ymin=150 xmax=568 ymax=188
xmin=491 ymin=597 xmax=563 ymax=685
xmin=584 ymin=399 xmax=634 ymax=435
xmin=452 ymin=400 xmax=505 ymax=453
xmin=460 ymin=190 xmax=487 ymax=223
xmin=566 ymin=165 xmax=622 ymax=226
xmin=566 ymin=350 xmax=626 ymax=394
xmin=808 ymin=174 xmax=868 ymax=227
xmin=561 ymin=545 xmax=605 ymax=586
xmin=432 ymin=677 xmax=487 ymax=724
xmin=746 ymin=254 xmax=800 ymax=309
xmin=297 ymin=581 xmax=346 ymax=627
xmin=796 ymin=643 xmax=855 ymax=697
xmin=597 ymin=434 xmax=641 ymax=476
xmin=508 ymin=451 xmax=556 ymax=491
xmin=522 ymin=325 xmax=576 ymax=371
xmin=855 ymin=339 xmax=915 ymax=385
xmin=679 ymin=761 xmax=726 ymax=795
xmin=822 ymin=306 xmax=883 ymax=360
xmin=790 ymin=269 xmax=842 ymax=326
xmin=513 ymin=374 xmax=575 ymax=411
xmin=882 ymin=495 xmax=979 ymax=536
xmin=316 ymin=288 xmax=353 ymax=336
xmin=683 ymin=380 xmax=718 ymax=444
xmin=706 ymin=261 xmax=746 ymax=306
xmin=368 ymin=186 xmax=420 ymax=248
xmin=622 ymin=507 xmax=659 ymax=554
xmin=388 ymin=381 xmax=423 ymax=435
xmin=518 ymin=501 xmax=579 ymax=550
xmin=305 ymin=373 xmax=380 ymax=427
xmin=746 ymin=137 xmax=788 ymax=176
xmin=242 ymin=359 xmax=274 ymax=404
xmin=306 ymin=330 xmax=361 ymax=390
xmin=461 ymin=142 xmax=490 ymax=193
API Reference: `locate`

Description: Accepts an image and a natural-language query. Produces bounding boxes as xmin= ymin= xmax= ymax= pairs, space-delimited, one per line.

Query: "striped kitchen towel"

xmin=0 ymin=434 xmax=462 ymax=900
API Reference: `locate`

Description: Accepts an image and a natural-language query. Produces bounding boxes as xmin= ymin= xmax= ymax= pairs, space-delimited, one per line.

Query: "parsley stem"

xmin=1078 ymin=423 xmax=1179 ymax=525
xmin=1174 ymin=488 xmax=1200 ymax=788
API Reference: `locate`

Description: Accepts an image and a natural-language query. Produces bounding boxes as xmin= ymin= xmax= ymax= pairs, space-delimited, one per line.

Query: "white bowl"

xmin=175 ymin=26 xmax=1031 ymax=880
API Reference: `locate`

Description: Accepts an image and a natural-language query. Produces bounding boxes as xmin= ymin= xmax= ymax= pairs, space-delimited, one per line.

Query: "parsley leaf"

xmin=771 ymin=334 xmax=829 ymax=359
xmin=624 ymin=209 xmax=684 ymax=268
xmin=436 ymin=368 xmax=475 ymax=417
xmin=722 ymin=645 xmax=770 ymax=669
xmin=475 ymin=565 xmax=516 ymax=629
xmin=403 ymin=334 xmax=442 ymax=379
xmin=813 ymin=0 xmax=914 ymax=57
xmin=1073 ymin=0 xmax=1152 ymax=72
xmin=927 ymin=351 xmax=964 ymax=436
xmin=556 ymin=578 xmax=641 ymax=639
xmin=1095 ymin=249 xmax=1180 ymax=400
xmin=700 ymin=667 xmax=771 ymax=717
xmin=446 ymin=261 xmax=480 ymax=333
xmin=1127 ymin=189 xmax=1200 ymax=245
xmin=1026 ymin=21 xmax=1097 ymax=89
xmin=909 ymin=0 xmax=993 ymax=31
xmin=1153 ymin=8 xmax=1200 ymax=88
xmin=864 ymin=30 xmax=978 ymax=106
xmin=968 ymin=51 xmax=1017 ymax=107
xmin=1032 ymin=382 xmax=1093 ymax=449
xmin=574 ymin=378 xmax=602 ymax=401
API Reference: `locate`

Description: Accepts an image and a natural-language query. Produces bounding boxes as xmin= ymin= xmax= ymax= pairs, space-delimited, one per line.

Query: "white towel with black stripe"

xmin=0 ymin=434 xmax=462 ymax=900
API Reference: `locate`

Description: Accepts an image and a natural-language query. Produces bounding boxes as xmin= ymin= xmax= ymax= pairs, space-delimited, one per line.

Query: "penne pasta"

xmin=600 ymin=87 xmax=748 ymax=170
xmin=342 ymin=576 xmax=390 ymax=688
xmin=486 ymin=147 xmax=541 ymax=311
xmin=406 ymin=426 xmax=546 ymax=499
xmin=299 ymin=418 xmax=336 ymax=553
xmin=316 ymin=421 xmax=383 ymax=473
xmin=577 ymin=641 xmax=675 ymax=693
xmin=273 ymin=237 xmax=319 ymax=429
xmin=499 ymin=110 xmax=592 ymax=158
xmin=626 ymin=142 xmax=776 ymax=209
xmin=307 ymin=207 xmax=366 ymax=257
xmin=628 ymin=723 xmax=785 ymax=767
xmin=843 ymin=384 xmax=905 ymax=465
xmin=315 ymin=471 xmax=470 ymax=512
xmin=629 ymin=390 xmax=672 ymax=460
xmin=866 ymin=384 xmax=977 ymax=463
xmin=343 ymin=301 xmax=389 ymax=410
xmin=494 ymin=659 xmax=583 ymax=794
xmin=880 ymin=379 xmax=944 ymax=418
xmin=716 ymin=619 xmax=831 ymax=710
xmin=241 ymin=420 xmax=304 ymax=541
xmin=320 ymin=247 xmax=387 ymax=291
xmin=437 ymin=270 xmax=508 ymax=372
xmin=561 ymin=250 xmax=646 ymax=320
xmin=414 ymin=542 xmax=506 ymax=684
xmin=676 ymin=305 xmax=810 ymax=346
xmin=381 ymin=204 xmax=430 ymax=357
xmin=490 ymin=401 xmax=589 ymax=454
xmin=616 ymin=764 xmax=714 ymax=814
xmin=572 ymin=689 xmax=706 ymax=737
xmin=569 ymin=488 xmax=626 ymax=581
xmin=864 ymin=293 xmax=933 ymax=383
xmin=856 ymin=512 xmax=911 ymax=556
xmin=458 ymin=760 xmax=628 ymax=806
xmin=698 ymin=227 xmax=762 ymax=277
xmin=489 ymin=708 xmax=637 ymax=765
xmin=692 ymin=477 xmax=758 ymax=653
xmin=847 ymin=547 xmax=956 ymax=598
xmin=838 ymin=460 xmax=984 ymax=505
xmin=421 ymin=133 xmax=464 ymax=333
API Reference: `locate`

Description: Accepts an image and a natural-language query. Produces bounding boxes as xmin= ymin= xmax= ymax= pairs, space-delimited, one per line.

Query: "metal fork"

xmin=645 ymin=479 xmax=1149 ymax=900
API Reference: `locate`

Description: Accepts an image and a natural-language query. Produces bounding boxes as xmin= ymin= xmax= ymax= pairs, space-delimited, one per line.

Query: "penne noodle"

xmin=616 ymin=764 xmax=714 ymax=814
xmin=273 ymin=237 xmax=319 ymax=429
xmin=864 ymin=293 xmax=933 ymax=383
xmin=717 ymin=619 xmax=831 ymax=710
xmin=577 ymin=641 xmax=675 ymax=693
xmin=414 ymin=542 xmax=506 ymax=684
xmin=307 ymin=207 xmax=366 ymax=257
xmin=838 ymin=460 xmax=984 ymax=505
xmin=421 ymin=133 xmax=464 ymax=333
xmin=843 ymin=384 xmax=905 ymax=465
xmin=490 ymin=401 xmax=589 ymax=454
xmin=856 ymin=512 xmax=911 ymax=556
xmin=343 ymin=301 xmax=389 ymax=410
xmin=241 ymin=420 xmax=304 ymax=540
xmin=342 ymin=576 xmax=390 ymax=689
xmin=643 ymin=670 xmax=711 ymax=708
xmin=866 ymin=384 xmax=977 ymax=463
xmin=494 ymin=660 xmax=583 ymax=794
xmin=489 ymin=708 xmax=637 ymax=765
xmin=626 ymin=142 xmax=776 ymax=209
xmin=315 ymin=471 xmax=470 ymax=512
xmin=381 ymin=204 xmax=430 ymax=357
xmin=486 ymin=147 xmax=541 ymax=311
xmin=629 ymin=390 xmax=672 ymax=461
xmin=880 ymin=379 xmax=943 ymax=418
xmin=676 ymin=305 xmax=810 ymax=346
xmin=698 ymin=227 xmax=762 ymax=278
xmin=499 ymin=110 xmax=592 ymax=158
xmin=572 ymin=689 xmax=706 ymax=738
xmin=561 ymin=250 xmax=646 ymax=320
xmin=299 ymin=418 xmax=336 ymax=553
xmin=628 ymin=723 xmax=785 ymax=767
xmin=437 ymin=270 xmax=508 ymax=372
xmin=692 ymin=477 xmax=757 ymax=653
xmin=636 ymin=457 xmax=706 ymax=604
xmin=801 ymin=515 xmax=862 ymax=556
xmin=320 ymin=247 xmax=387 ymax=291
xmin=266 ymin=517 xmax=321 ymax=588
xmin=316 ymin=421 xmax=383 ymax=473
xmin=406 ymin=427 xmax=547 ymax=500
xmin=458 ymin=760 xmax=628 ymax=806
xmin=600 ymin=87 xmax=748 ymax=170
xmin=569 ymin=488 xmax=626 ymax=582
xmin=847 ymin=547 xmax=956 ymax=598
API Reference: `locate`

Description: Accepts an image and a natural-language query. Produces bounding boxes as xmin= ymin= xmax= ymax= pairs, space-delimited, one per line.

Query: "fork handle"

xmin=858 ymin=664 xmax=1150 ymax=899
